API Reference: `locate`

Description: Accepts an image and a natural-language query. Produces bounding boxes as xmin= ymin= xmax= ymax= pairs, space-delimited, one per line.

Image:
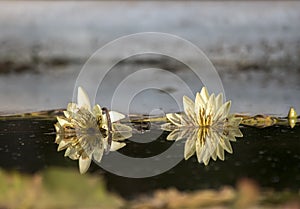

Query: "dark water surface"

xmin=0 ymin=116 xmax=300 ymax=199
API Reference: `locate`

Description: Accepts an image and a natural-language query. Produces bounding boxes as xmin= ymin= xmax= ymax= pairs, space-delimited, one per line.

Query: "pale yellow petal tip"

xmin=200 ymin=86 xmax=209 ymax=101
xmin=93 ymin=104 xmax=102 ymax=116
xmin=183 ymin=95 xmax=189 ymax=100
xmin=63 ymin=111 xmax=69 ymax=118
xmin=237 ymin=130 xmax=244 ymax=138
xmin=227 ymin=114 xmax=243 ymax=126
xmin=183 ymin=95 xmax=194 ymax=104
xmin=109 ymin=111 xmax=125 ymax=123
xmin=289 ymin=119 xmax=296 ymax=129
xmin=165 ymin=113 xmax=177 ymax=122
xmin=57 ymin=140 xmax=68 ymax=151
xmin=77 ymin=86 xmax=91 ymax=110
xmin=166 ymin=130 xmax=179 ymax=141
xmin=288 ymin=107 xmax=297 ymax=119
xmin=67 ymin=103 xmax=78 ymax=112
xmin=225 ymin=100 xmax=232 ymax=110
xmin=165 ymin=113 xmax=183 ymax=127
xmin=110 ymin=141 xmax=126 ymax=151
xmin=113 ymin=123 xmax=133 ymax=133
xmin=166 ymin=113 xmax=179 ymax=122
xmin=165 ymin=113 xmax=174 ymax=120
xmin=203 ymin=158 xmax=210 ymax=166
xmin=54 ymin=123 xmax=61 ymax=132
xmin=161 ymin=123 xmax=173 ymax=131
xmin=200 ymin=86 xmax=208 ymax=93
xmin=56 ymin=116 xmax=69 ymax=127
xmin=79 ymin=156 xmax=92 ymax=174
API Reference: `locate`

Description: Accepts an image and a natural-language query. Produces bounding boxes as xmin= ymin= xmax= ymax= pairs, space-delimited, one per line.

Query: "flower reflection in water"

xmin=55 ymin=87 xmax=132 ymax=174
xmin=165 ymin=124 xmax=243 ymax=165
xmin=162 ymin=87 xmax=243 ymax=165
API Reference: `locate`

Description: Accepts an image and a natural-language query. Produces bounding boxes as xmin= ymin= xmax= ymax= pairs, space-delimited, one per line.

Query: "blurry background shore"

xmin=0 ymin=1 xmax=299 ymax=115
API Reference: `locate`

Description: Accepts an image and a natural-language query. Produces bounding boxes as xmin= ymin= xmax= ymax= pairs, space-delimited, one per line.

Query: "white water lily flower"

xmin=162 ymin=87 xmax=243 ymax=165
xmin=164 ymin=87 xmax=238 ymax=128
xmin=55 ymin=86 xmax=132 ymax=174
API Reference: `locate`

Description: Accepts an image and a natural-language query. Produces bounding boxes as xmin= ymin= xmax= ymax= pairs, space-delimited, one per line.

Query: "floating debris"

xmin=240 ymin=115 xmax=277 ymax=128
xmin=288 ymin=107 xmax=297 ymax=128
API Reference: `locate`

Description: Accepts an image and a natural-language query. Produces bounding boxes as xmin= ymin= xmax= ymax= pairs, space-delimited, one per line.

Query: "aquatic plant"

xmin=55 ymin=87 xmax=132 ymax=174
xmin=162 ymin=87 xmax=243 ymax=165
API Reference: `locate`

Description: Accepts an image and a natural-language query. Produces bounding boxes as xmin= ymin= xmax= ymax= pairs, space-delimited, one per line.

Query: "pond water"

xmin=0 ymin=113 xmax=299 ymax=199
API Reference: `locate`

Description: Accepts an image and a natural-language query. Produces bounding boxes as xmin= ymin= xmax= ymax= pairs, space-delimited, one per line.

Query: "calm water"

xmin=0 ymin=115 xmax=299 ymax=199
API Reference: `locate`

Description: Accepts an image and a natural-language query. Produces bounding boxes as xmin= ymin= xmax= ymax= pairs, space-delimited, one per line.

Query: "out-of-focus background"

xmin=0 ymin=1 xmax=299 ymax=115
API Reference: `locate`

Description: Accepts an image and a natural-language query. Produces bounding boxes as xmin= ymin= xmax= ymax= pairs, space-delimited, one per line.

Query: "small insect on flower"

xmin=55 ymin=86 xmax=132 ymax=174
xmin=162 ymin=87 xmax=243 ymax=165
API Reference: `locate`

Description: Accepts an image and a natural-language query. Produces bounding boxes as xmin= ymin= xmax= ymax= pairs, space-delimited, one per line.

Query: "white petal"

xmin=112 ymin=124 xmax=132 ymax=141
xmin=219 ymin=101 xmax=231 ymax=122
xmin=110 ymin=141 xmax=126 ymax=151
xmin=222 ymin=101 xmax=231 ymax=117
xmin=79 ymin=156 xmax=91 ymax=174
xmin=183 ymin=96 xmax=195 ymax=114
xmin=62 ymin=111 xmax=69 ymax=118
xmin=200 ymin=87 xmax=209 ymax=103
xmin=93 ymin=104 xmax=102 ymax=117
xmin=109 ymin=111 xmax=125 ymax=123
xmin=160 ymin=123 xmax=173 ymax=131
xmin=195 ymin=92 xmax=206 ymax=110
xmin=166 ymin=113 xmax=182 ymax=127
xmin=166 ymin=129 xmax=182 ymax=141
xmin=205 ymin=94 xmax=216 ymax=118
xmin=195 ymin=138 xmax=204 ymax=163
xmin=195 ymin=92 xmax=206 ymax=125
xmin=179 ymin=128 xmax=192 ymax=139
xmin=67 ymin=103 xmax=78 ymax=113
xmin=64 ymin=147 xmax=71 ymax=157
xmin=203 ymin=156 xmax=211 ymax=166
xmin=56 ymin=117 xmax=69 ymax=127
xmin=112 ymin=131 xmax=132 ymax=141
xmin=54 ymin=123 xmax=61 ymax=132
xmin=207 ymin=130 xmax=218 ymax=154
xmin=229 ymin=128 xmax=243 ymax=138
xmin=215 ymin=93 xmax=223 ymax=110
xmin=57 ymin=140 xmax=70 ymax=151
xmin=184 ymin=130 xmax=197 ymax=160
xmin=214 ymin=101 xmax=231 ymax=122
xmin=227 ymin=115 xmax=242 ymax=127
xmin=93 ymin=143 xmax=104 ymax=163
xmin=183 ymin=96 xmax=198 ymax=125
xmin=216 ymin=145 xmax=225 ymax=161
xmin=55 ymin=134 xmax=62 ymax=144
xmin=113 ymin=123 xmax=132 ymax=133
xmin=65 ymin=147 xmax=80 ymax=160
xmin=77 ymin=86 xmax=91 ymax=111
xmin=222 ymin=138 xmax=233 ymax=154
